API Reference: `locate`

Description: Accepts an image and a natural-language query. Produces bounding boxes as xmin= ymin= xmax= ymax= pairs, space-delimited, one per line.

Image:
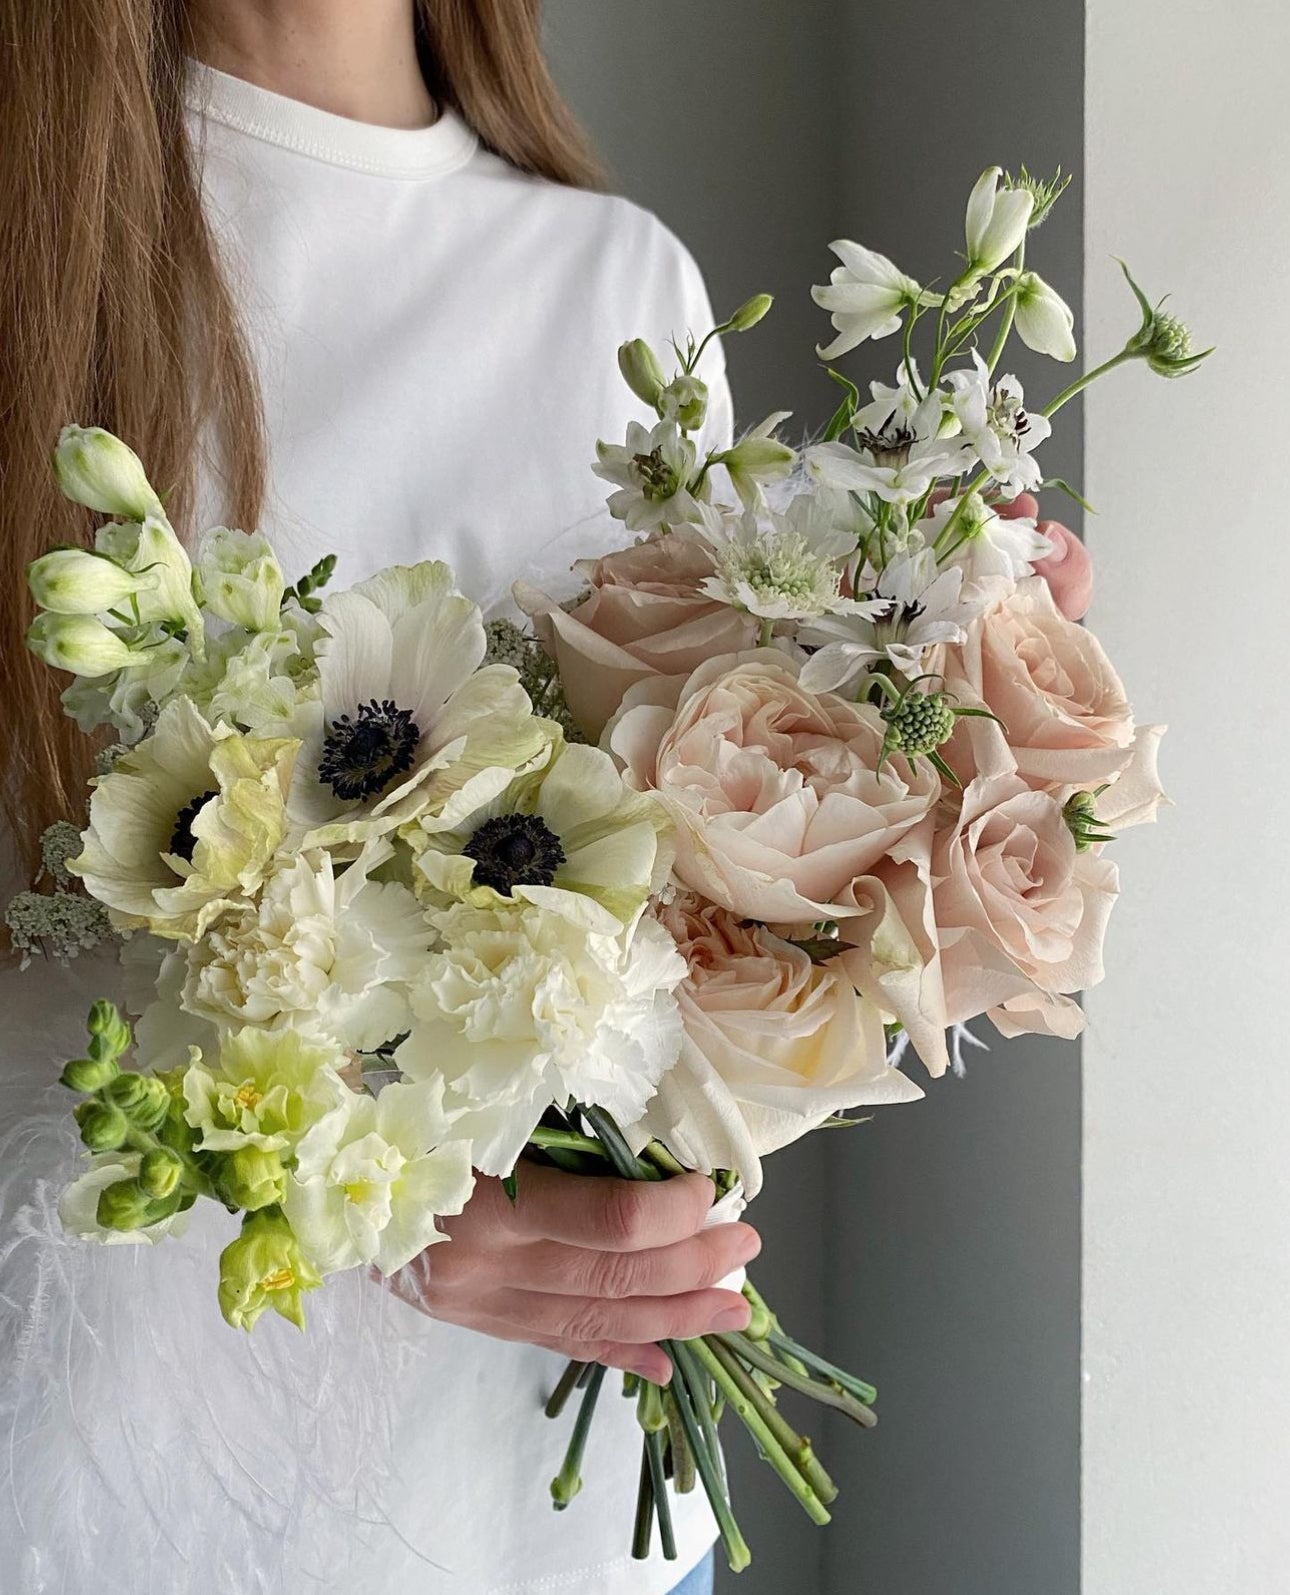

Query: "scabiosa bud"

xmin=1119 ymin=261 xmax=1212 ymax=377
xmin=884 ymin=691 xmax=957 ymax=757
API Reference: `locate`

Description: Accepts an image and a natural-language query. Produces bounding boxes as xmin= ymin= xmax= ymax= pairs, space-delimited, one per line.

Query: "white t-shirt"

xmin=0 ymin=63 xmax=730 ymax=1595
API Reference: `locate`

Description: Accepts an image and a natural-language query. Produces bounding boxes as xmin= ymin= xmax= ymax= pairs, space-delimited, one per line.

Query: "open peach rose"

xmin=944 ymin=575 xmax=1135 ymax=792
xmin=515 ymin=527 xmax=758 ymax=741
xmin=629 ymin=896 xmax=922 ymax=1195
xmin=931 ymin=772 xmax=1119 ymax=1041
xmin=608 ymin=649 xmax=940 ymax=922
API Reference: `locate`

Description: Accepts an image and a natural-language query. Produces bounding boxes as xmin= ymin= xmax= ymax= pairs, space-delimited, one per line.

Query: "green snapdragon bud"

xmin=75 ymin=1100 xmax=130 ymax=1153
xmin=88 ymin=1000 xmax=133 ymax=1055
xmin=727 ymin=293 xmax=774 ymax=332
xmin=216 ymin=1146 xmax=287 ymax=1212
xmin=104 ymin=1071 xmax=170 ymax=1131
xmin=218 ymin=1209 xmax=321 ymax=1332
xmin=138 ymin=1147 xmax=184 ymax=1200
xmin=96 ymin=1177 xmax=177 ymax=1233
xmin=617 ymin=338 xmax=666 ymax=408
xmin=61 ymin=1054 xmax=121 ymax=1093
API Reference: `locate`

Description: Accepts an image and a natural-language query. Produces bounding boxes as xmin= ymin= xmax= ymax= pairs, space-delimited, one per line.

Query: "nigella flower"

xmin=798 ymin=549 xmax=979 ymax=695
xmin=280 ymin=562 xmax=555 ymax=847
xmin=409 ymin=739 xmax=670 ymax=933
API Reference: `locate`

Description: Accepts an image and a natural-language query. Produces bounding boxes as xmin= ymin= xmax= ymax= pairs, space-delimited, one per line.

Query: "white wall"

xmin=1083 ymin=4 xmax=1290 ymax=1591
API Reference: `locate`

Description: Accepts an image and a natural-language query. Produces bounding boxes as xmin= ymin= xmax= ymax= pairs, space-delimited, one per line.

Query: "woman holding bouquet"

xmin=0 ymin=2 xmax=750 ymax=1590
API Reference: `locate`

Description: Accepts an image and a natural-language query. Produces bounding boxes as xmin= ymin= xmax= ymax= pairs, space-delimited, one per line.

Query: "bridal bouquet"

xmin=11 ymin=165 xmax=1203 ymax=1572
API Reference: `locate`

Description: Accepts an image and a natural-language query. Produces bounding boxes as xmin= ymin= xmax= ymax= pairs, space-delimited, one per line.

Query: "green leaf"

xmin=822 ymin=368 xmax=861 ymax=443
xmin=1043 ymin=477 xmax=1097 ymax=514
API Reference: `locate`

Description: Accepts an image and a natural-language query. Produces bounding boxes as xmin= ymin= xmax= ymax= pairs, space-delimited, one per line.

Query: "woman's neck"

xmin=186 ymin=0 xmax=435 ymax=129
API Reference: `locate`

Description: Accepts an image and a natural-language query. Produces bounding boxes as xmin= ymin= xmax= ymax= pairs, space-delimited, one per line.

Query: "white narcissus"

xmin=396 ymin=899 xmax=686 ymax=1178
xmin=180 ymin=842 xmax=434 ymax=1052
xmin=280 ymin=561 xmax=554 ymax=848
xmin=70 ymin=696 xmax=298 ymax=939
xmin=410 ymin=740 xmax=670 ymax=934
xmin=811 ymin=241 xmax=924 ymax=359
xmin=182 ymin=1026 xmax=350 ymax=1154
xmin=283 ymin=1078 xmax=475 ymax=1276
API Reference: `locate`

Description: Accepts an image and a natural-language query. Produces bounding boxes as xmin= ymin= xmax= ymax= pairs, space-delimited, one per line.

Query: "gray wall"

xmin=546 ymin=7 xmax=1084 ymax=1591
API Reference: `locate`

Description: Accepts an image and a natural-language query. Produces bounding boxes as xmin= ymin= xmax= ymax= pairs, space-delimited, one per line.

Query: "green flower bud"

xmin=727 ymin=293 xmax=774 ymax=332
xmin=138 ymin=1147 xmax=184 ymax=1200
xmin=617 ymin=338 xmax=666 ymax=408
xmin=658 ymin=373 xmax=709 ymax=431
xmin=52 ymin=425 xmax=164 ymax=522
xmin=1005 ymin=165 xmax=1071 ymax=231
xmin=88 ymin=1000 xmax=132 ymax=1050
xmin=75 ymin=1101 xmax=130 ymax=1153
xmin=216 ymin=1145 xmax=287 ymax=1212
xmin=218 ymin=1209 xmax=322 ymax=1332
xmin=104 ymin=1071 xmax=170 ymax=1131
xmin=96 ymin=1176 xmax=177 ymax=1233
xmin=1063 ymin=788 xmax=1116 ymax=852
xmin=884 ymin=691 xmax=956 ymax=757
xmin=27 ymin=548 xmax=151 ymax=617
xmin=1119 ymin=261 xmax=1212 ymax=378
xmin=27 ymin=612 xmax=145 ymax=678
xmin=60 ymin=1054 xmax=120 ymax=1093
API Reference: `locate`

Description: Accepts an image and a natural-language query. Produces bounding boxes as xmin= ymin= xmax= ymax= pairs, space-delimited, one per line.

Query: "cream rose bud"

xmin=198 ymin=527 xmax=286 ymax=632
xmin=27 ymin=611 xmax=146 ymax=676
xmin=944 ymin=576 xmax=1135 ymax=791
xmin=631 ymin=897 xmax=922 ymax=1197
xmin=515 ymin=526 xmax=758 ymax=741
xmin=932 ymin=772 xmax=1120 ymax=1041
xmin=53 ymin=424 xmax=164 ymax=522
xmin=609 ymin=648 xmax=939 ymax=923
xmin=28 ymin=548 xmax=152 ymax=616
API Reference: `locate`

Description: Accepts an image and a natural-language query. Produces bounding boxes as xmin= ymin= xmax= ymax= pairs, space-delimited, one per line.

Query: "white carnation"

xmin=397 ymin=900 xmax=686 ymax=1176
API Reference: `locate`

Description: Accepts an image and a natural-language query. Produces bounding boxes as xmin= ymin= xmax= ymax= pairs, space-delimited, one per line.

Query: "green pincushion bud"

xmin=218 ymin=1208 xmax=322 ymax=1332
xmin=885 ymin=691 xmax=956 ymax=757
xmin=617 ymin=338 xmax=666 ymax=408
xmin=216 ymin=1145 xmax=287 ymax=1212
xmin=138 ymin=1147 xmax=184 ymax=1200
xmin=96 ymin=1177 xmax=178 ymax=1233
xmin=61 ymin=1054 xmax=121 ymax=1093
xmin=75 ymin=1100 xmax=130 ymax=1152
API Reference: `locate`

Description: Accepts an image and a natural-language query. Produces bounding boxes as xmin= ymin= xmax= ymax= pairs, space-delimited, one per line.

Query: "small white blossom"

xmin=946 ymin=353 xmax=1052 ymax=497
xmin=964 ymin=167 xmax=1033 ymax=274
xmin=1014 ymin=271 xmax=1077 ymax=362
xmin=28 ymin=548 xmax=153 ymax=617
xmin=925 ymin=492 xmax=1054 ymax=604
xmin=695 ymin=498 xmax=876 ymax=624
xmin=593 ymin=419 xmax=700 ymax=531
xmin=812 ymin=241 xmax=924 ymax=359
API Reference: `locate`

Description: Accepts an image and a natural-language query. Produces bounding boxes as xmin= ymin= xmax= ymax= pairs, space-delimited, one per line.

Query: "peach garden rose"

xmin=632 ymin=895 xmax=922 ymax=1195
xmin=608 ymin=648 xmax=940 ymax=923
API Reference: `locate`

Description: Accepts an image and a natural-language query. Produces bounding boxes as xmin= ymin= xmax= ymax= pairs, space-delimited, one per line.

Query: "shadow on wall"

xmin=546 ymin=5 xmax=1084 ymax=1591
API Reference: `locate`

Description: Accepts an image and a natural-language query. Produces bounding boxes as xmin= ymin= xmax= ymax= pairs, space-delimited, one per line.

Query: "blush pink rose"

xmin=944 ymin=576 xmax=1135 ymax=792
xmin=632 ymin=896 xmax=921 ymax=1195
xmin=608 ymin=649 xmax=940 ymax=923
xmin=931 ymin=772 xmax=1119 ymax=1040
xmin=515 ymin=527 xmax=758 ymax=740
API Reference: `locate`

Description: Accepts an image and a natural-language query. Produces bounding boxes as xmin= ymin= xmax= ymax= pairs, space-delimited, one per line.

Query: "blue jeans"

xmin=668 ymin=1551 xmax=714 ymax=1595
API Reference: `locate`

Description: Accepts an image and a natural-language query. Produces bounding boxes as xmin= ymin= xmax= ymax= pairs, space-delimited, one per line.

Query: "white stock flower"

xmin=1014 ymin=271 xmax=1077 ymax=362
xmin=70 ymin=696 xmax=298 ymax=939
xmin=946 ymin=353 xmax=1052 ymax=496
xmin=182 ymin=1026 xmax=350 ymax=1154
xmin=183 ymin=624 xmax=318 ymax=734
xmin=180 ymin=842 xmax=434 ymax=1052
xmin=198 ymin=527 xmax=287 ymax=632
xmin=799 ymin=548 xmax=978 ymax=693
xmin=593 ymin=419 xmax=701 ymax=531
xmin=411 ymin=740 xmax=668 ymax=933
xmin=397 ymin=900 xmax=686 ymax=1177
xmin=695 ymin=497 xmax=874 ymax=623
xmin=281 ymin=562 xmax=553 ymax=847
xmin=53 ymin=425 xmax=164 ymax=523
xmin=283 ymin=1078 xmax=475 ymax=1276
xmin=964 ymin=167 xmax=1033 ymax=274
xmin=812 ymin=241 xmax=923 ymax=359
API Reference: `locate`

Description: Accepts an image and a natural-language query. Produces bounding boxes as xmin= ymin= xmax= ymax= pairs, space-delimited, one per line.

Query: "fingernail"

xmin=734 ymin=1228 xmax=762 ymax=1262
xmin=712 ymin=1304 xmax=750 ymax=1332
xmin=633 ymin=1359 xmax=670 ymax=1384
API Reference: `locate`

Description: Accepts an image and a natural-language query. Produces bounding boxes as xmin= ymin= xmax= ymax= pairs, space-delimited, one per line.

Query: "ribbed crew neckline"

xmin=183 ymin=60 xmax=479 ymax=181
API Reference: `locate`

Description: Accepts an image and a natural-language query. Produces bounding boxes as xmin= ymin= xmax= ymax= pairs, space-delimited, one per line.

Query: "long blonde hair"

xmin=0 ymin=0 xmax=599 ymax=864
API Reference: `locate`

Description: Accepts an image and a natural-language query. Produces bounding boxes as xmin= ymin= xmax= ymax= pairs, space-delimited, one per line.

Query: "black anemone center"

xmin=169 ymin=790 xmax=218 ymax=864
xmin=463 ymin=813 xmax=567 ymax=896
xmin=318 ymin=699 xmax=421 ymax=802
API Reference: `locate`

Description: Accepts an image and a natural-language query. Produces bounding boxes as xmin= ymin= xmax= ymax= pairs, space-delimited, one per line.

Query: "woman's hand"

xmin=382 ymin=1164 xmax=760 ymax=1384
